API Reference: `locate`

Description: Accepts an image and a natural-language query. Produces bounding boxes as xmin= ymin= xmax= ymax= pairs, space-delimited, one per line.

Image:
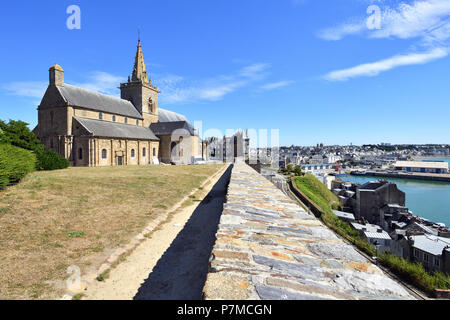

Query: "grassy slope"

xmin=0 ymin=164 xmax=224 ymax=299
xmin=294 ymin=174 xmax=341 ymax=215
xmin=294 ymin=174 xmax=376 ymax=257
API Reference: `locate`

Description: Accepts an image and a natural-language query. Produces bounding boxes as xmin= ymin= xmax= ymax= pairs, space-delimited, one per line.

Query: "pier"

xmin=349 ymin=170 xmax=450 ymax=182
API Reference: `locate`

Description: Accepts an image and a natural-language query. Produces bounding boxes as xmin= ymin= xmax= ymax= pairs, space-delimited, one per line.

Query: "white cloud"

xmin=155 ymin=63 xmax=271 ymax=104
xmin=320 ymin=0 xmax=450 ymax=80
xmin=319 ymin=0 xmax=450 ymax=43
xmin=2 ymin=71 xmax=126 ymax=99
xmin=3 ymin=64 xmax=273 ymax=105
xmin=324 ymin=47 xmax=448 ymax=81
xmin=371 ymin=0 xmax=450 ymax=42
xmin=2 ymin=81 xmax=48 ymax=98
xmin=318 ymin=20 xmax=366 ymax=41
xmin=74 ymin=71 xmax=125 ymax=96
xmin=260 ymin=80 xmax=295 ymax=90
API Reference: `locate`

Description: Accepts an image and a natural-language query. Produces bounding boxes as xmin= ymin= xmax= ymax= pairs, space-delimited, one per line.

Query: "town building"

xmin=355 ymin=181 xmax=406 ymax=226
xmin=33 ymin=40 xmax=207 ymax=166
xmin=393 ymin=161 xmax=449 ymax=174
xmin=403 ymin=235 xmax=450 ymax=274
xmin=206 ymin=130 xmax=250 ymax=163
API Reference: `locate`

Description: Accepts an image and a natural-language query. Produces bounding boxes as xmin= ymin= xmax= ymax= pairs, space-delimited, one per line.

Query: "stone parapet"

xmin=203 ymin=163 xmax=414 ymax=300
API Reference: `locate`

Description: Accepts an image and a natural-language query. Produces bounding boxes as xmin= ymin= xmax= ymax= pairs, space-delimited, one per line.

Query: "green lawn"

xmin=0 ymin=164 xmax=225 ymax=300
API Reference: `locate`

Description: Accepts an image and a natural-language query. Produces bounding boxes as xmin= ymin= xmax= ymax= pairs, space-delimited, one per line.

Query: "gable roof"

xmin=411 ymin=235 xmax=450 ymax=256
xmin=74 ymin=117 xmax=159 ymax=140
xmin=57 ymin=84 xmax=143 ymax=119
xmin=150 ymin=121 xmax=196 ymax=136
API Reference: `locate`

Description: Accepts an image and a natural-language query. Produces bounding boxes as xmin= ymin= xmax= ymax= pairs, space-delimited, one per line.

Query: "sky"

xmin=0 ymin=0 xmax=449 ymax=147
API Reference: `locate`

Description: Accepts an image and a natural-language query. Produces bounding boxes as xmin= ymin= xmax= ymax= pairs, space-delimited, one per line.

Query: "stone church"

xmin=33 ymin=40 xmax=207 ymax=167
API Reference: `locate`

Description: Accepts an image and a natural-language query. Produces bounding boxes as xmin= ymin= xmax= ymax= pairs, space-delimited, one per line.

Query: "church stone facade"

xmin=34 ymin=40 xmax=207 ymax=167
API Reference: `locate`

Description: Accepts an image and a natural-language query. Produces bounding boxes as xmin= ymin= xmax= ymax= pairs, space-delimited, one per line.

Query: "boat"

xmin=351 ymin=171 xmax=367 ymax=176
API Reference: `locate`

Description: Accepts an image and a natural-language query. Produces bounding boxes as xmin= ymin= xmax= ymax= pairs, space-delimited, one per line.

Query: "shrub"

xmin=379 ymin=252 xmax=450 ymax=294
xmin=0 ymin=144 xmax=37 ymax=189
xmin=36 ymin=149 xmax=70 ymax=171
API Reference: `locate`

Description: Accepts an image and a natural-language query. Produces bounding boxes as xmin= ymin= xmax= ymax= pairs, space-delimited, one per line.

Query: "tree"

xmin=293 ymin=165 xmax=303 ymax=176
xmin=286 ymin=164 xmax=294 ymax=173
xmin=0 ymin=119 xmax=68 ymax=171
xmin=0 ymin=120 xmax=43 ymax=152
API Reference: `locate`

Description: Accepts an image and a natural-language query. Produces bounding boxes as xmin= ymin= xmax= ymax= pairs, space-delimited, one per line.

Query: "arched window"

xmin=102 ymin=149 xmax=107 ymax=159
xmin=143 ymin=148 xmax=146 ymax=157
xmin=112 ymin=115 xmax=116 ymax=122
xmin=78 ymin=148 xmax=83 ymax=160
xmin=136 ymin=119 xmax=139 ymax=126
xmin=148 ymin=97 xmax=154 ymax=113
xmin=131 ymin=149 xmax=135 ymax=158
xmin=153 ymin=148 xmax=156 ymax=157
xmin=99 ymin=112 xmax=103 ymax=120
xmin=50 ymin=111 xmax=54 ymax=127
xmin=125 ymin=117 xmax=128 ymax=124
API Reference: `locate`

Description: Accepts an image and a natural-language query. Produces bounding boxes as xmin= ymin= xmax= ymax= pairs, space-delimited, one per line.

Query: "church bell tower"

xmin=120 ymin=39 xmax=160 ymax=126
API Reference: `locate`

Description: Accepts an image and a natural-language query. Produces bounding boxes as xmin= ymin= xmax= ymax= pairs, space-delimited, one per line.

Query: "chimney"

xmin=49 ymin=64 xmax=64 ymax=86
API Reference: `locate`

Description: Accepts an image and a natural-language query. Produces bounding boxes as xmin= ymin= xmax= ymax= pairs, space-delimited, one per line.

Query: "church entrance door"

xmin=117 ymin=156 xmax=123 ymax=166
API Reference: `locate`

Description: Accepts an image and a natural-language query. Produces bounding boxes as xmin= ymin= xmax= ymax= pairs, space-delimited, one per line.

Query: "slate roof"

xmin=57 ymin=84 xmax=143 ymax=119
xmin=359 ymin=182 xmax=387 ymax=191
xmin=75 ymin=117 xmax=159 ymax=140
xmin=333 ymin=210 xmax=355 ymax=221
xmin=364 ymin=231 xmax=392 ymax=240
xmin=150 ymin=121 xmax=196 ymax=136
xmin=411 ymin=235 xmax=450 ymax=256
xmin=158 ymin=108 xmax=188 ymax=122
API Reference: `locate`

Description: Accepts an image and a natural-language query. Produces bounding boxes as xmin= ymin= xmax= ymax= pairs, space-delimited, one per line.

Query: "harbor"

xmin=337 ymin=174 xmax=450 ymax=229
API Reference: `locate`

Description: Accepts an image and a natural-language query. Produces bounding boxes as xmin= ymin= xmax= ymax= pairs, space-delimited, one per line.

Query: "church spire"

xmin=132 ymin=39 xmax=150 ymax=84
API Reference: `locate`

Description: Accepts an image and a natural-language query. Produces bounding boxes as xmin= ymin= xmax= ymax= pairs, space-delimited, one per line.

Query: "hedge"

xmin=0 ymin=144 xmax=37 ymax=189
xmin=36 ymin=149 xmax=70 ymax=171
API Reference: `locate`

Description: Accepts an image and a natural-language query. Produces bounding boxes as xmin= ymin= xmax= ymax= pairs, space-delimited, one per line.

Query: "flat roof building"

xmin=393 ymin=161 xmax=448 ymax=174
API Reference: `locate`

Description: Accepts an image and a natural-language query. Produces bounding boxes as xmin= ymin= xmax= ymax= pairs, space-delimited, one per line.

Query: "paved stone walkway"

xmin=203 ymin=162 xmax=415 ymax=300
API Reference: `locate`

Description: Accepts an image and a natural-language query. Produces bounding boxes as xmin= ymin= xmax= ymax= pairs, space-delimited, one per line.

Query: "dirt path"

xmin=83 ymin=165 xmax=232 ymax=300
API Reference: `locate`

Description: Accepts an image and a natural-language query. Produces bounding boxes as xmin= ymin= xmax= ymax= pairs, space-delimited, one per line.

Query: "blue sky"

xmin=0 ymin=0 xmax=449 ymax=146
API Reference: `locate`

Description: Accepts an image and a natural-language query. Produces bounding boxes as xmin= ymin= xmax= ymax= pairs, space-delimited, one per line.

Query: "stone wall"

xmin=202 ymin=162 xmax=414 ymax=300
